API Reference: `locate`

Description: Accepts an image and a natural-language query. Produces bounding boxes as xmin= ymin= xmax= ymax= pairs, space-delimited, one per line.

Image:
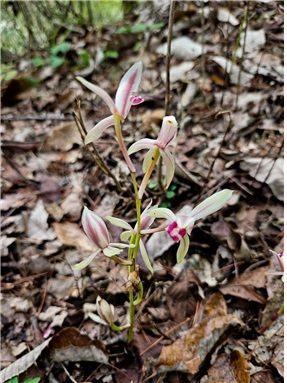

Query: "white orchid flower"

xmin=76 ymin=61 xmax=144 ymax=145
xmin=128 ymin=116 xmax=178 ymax=190
xmin=147 ymin=190 xmax=233 ymax=263
xmin=73 ymin=207 xmax=134 ymax=270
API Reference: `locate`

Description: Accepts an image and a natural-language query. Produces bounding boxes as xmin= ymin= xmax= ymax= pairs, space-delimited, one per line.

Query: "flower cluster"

xmin=75 ymin=61 xmax=234 ymax=338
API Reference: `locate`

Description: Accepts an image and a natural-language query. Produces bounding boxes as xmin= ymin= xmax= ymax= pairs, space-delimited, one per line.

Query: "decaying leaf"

xmin=248 ymin=316 xmax=283 ymax=377
xmin=48 ymin=327 xmax=108 ymax=364
xmin=240 ymin=158 xmax=283 ymax=201
xmin=156 ymin=293 xmax=243 ymax=374
xmin=0 ymin=339 xmax=51 ymax=383
xmin=53 ymin=221 xmax=94 ymax=251
xmin=207 ymin=350 xmax=250 ymax=383
xmin=43 ymin=122 xmax=81 ymax=151
xmin=0 ymin=328 xmax=108 ymax=383
xmin=27 ymin=199 xmax=56 ymax=242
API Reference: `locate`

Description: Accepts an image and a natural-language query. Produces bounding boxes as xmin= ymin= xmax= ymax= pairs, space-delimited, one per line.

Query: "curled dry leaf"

xmin=0 ymin=327 xmax=108 ymax=383
xmin=53 ymin=221 xmax=94 ymax=251
xmin=207 ymin=350 xmax=250 ymax=383
xmin=156 ymin=293 xmax=243 ymax=375
xmin=27 ymin=199 xmax=56 ymax=242
xmin=48 ymin=327 xmax=108 ymax=364
xmin=0 ymin=338 xmax=51 ymax=383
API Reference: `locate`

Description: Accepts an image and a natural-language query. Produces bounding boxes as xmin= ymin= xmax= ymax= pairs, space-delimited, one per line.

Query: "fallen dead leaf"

xmin=53 ymin=221 xmax=94 ymax=251
xmin=240 ymin=158 xmax=283 ymax=201
xmin=27 ymin=199 xmax=56 ymax=242
xmin=44 ymin=122 xmax=81 ymax=151
xmin=207 ymin=350 xmax=250 ymax=383
xmin=219 ymin=285 xmax=266 ymax=305
xmin=156 ymin=293 xmax=243 ymax=374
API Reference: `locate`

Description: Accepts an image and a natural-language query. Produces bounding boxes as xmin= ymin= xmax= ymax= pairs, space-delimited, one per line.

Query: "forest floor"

xmin=1 ymin=1 xmax=284 ymax=382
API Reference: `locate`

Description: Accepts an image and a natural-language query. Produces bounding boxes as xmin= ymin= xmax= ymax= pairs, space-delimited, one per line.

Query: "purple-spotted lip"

xmin=166 ymin=221 xmax=186 ymax=243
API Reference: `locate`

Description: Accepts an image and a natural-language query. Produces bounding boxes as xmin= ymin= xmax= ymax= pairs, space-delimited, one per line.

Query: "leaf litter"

xmin=1 ymin=1 xmax=283 ymax=382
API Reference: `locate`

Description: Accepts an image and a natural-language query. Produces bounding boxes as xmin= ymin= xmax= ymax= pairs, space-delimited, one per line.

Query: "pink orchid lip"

xmin=130 ymin=95 xmax=144 ymax=105
xmin=166 ymin=221 xmax=186 ymax=243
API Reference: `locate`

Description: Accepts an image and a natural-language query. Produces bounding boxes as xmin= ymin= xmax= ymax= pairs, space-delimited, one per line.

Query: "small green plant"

xmin=116 ymin=21 xmax=164 ymax=34
xmin=6 ymin=376 xmax=41 ymax=383
xmin=32 ymin=41 xmax=72 ymax=69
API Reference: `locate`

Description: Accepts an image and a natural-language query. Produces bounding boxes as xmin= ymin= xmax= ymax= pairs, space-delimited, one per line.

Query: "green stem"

xmin=114 ymin=114 xmax=136 ymax=173
xmin=111 ymin=322 xmax=130 ymax=332
xmin=133 ymin=281 xmax=143 ymax=306
xmin=127 ymin=173 xmax=142 ymax=342
xmin=138 ymin=147 xmax=160 ymax=199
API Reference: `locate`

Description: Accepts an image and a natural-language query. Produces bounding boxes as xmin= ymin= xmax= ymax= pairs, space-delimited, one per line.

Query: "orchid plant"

xmin=75 ymin=61 xmax=233 ymax=342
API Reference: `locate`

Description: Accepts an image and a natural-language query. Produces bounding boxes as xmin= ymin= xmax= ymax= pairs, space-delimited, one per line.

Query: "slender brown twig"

xmin=157 ymin=0 xmax=176 ymax=191
xmin=74 ymin=99 xmax=123 ymax=192
xmin=205 ymin=110 xmax=232 ymax=181
xmin=263 ymin=139 xmax=284 ymax=185
xmin=235 ymin=2 xmax=249 ymax=110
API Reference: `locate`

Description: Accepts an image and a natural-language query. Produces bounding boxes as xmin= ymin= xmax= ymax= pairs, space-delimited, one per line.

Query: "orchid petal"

xmin=176 ymin=234 xmax=190 ymax=263
xmin=73 ymin=249 xmax=101 ymax=270
xmin=85 ymin=115 xmax=114 ymax=144
xmin=161 ymin=148 xmax=175 ymax=188
xmin=157 ymin=116 xmax=178 ymax=148
xmin=82 ymin=207 xmax=110 ymax=249
xmin=76 ymin=77 xmax=116 ymax=114
xmin=130 ymin=95 xmax=144 ymax=105
xmin=120 ymin=230 xmax=133 ymax=241
xmin=142 ymin=148 xmax=155 ymax=173
xmin=147 ymin=207 xmax=176 ymax=222
xmin=109 ymin=242 xmax=135 ymax=249
xmin=88 ymin=312 xmax=108 ymax=326
xmin=103 ymin=246 xmax=123 ymax=257
xmin=189 ymin=189 xmax=233 ymax=222
xmin=139 ymin=239 xmax=153 ymax=274
xmin=115 ymin=61 xmax=143 ymax=118
xmin=128 ymin=138 xmax=156 ymax=155
xmin=106 ymin=216 xmax=133 ymax=231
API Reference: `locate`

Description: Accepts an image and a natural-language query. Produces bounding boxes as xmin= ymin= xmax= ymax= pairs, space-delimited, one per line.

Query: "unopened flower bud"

xmin=96 ymin=296 xmax=117 ymax=326
xmin=82 ymin=207 xmax=110 ymax=249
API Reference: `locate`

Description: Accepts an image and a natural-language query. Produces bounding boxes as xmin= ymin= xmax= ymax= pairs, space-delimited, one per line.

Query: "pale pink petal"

xmin=82 ymin=207 xmax=110 ymax=249
xmin=189 ymin=189 xmax=233 ymax=222
xmin=142 ymin=147 xmax=155 ymax=173
xmin=76 ymin=76 xmax=116 ymax=114
xmin=176 ymin=234 xmax=190 ymax=263
xmin=115 ymin=61 xmax=143 ymax=118
xmin=147 ymin=207 xmax=176 ymax=222
xmin=161 ymin=148 xmax=175 ymax=188
xmin=128 ymin=138 xmax=156 ymax=155
xmin=73 ymin=249 xmax=101 ymax=270
xmin=106 ymin=216 xmax=133 ymax=230
xmin=85 ymin=115 xmax=114 ymax=144
xmin=139 ymin=239 xmax=153 ymax=274
xmin=157 ymin=116 xmax=178 ymax=148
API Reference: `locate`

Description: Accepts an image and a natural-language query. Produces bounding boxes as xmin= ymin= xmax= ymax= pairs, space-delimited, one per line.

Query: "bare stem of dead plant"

xmin=235 ymin=2 xmax=249 ymax=110
xmin=73 ymin=99 xmax=123 ymax=193
xmin=157 ymin=0 xmax=175 ymax=193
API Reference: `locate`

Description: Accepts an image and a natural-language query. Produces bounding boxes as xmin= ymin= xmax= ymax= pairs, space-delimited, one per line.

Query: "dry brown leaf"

xmin=156 ymin=293 xmax=243 ymax=374
xmin=207 ymin=350 xmax=250 ymax=383
xmin=219 ymin=285 xmax=266 ymax=304
xmin=248 ymin=316 xmax=283 ymax=377
xmin=233 ymin=266 xmax=269 ymax=288
xmin=49 ymin=327 xmax=108 ymax=363
xmin=0 ymin=338 xmax=51 ymax=383
xmin=53 ymin=221 xmax=94 ymax=251
xmin=44 ymin=122 xmax=81 ymax=151
xmin=27 ymin=199 xmax=56 ymax=242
